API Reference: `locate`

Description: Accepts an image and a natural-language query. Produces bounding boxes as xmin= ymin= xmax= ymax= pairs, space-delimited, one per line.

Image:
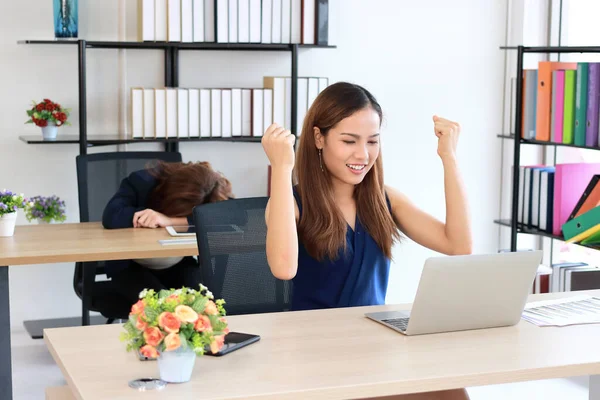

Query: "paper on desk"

xmin=158 ymin=238 xmax=196 ymax=245
xmin=522 ymin=295 xmax=600 ymax=327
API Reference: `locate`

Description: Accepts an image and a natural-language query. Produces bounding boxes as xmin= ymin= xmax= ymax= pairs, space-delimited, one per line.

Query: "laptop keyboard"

xmin=382 ymin=317 xmax=410 ymax=331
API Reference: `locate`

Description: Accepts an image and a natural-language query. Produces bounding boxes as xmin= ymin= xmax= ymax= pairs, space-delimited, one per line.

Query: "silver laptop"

xmin=365 ymin=251 xmax=543 ymax=336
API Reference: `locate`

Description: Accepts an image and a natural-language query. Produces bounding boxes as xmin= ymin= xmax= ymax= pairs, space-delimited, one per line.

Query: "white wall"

xmin=1 ymin=0 xmax=506 ymax=330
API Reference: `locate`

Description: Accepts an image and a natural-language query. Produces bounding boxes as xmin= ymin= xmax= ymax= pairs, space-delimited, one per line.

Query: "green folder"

xmin=574 ymin=63 xmax=588 ymax=146
xmin=581 ymin=230 xmax=600 ymax=245
xmin=562 ymin=205 xmax=600 ymax=241
xmin=563 ymin=69 xmax=576 ymax=144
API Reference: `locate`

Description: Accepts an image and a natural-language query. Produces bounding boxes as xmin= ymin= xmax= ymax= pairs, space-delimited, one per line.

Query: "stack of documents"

xmin=522 ymin=295 xmax=600 ymax=327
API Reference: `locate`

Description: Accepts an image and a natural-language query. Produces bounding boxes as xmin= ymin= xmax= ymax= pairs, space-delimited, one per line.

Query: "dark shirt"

xmin=291 ymin=188 xmax=392 ymax=311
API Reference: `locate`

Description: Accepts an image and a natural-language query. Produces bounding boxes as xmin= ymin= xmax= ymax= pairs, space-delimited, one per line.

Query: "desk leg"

xmin=0 ymin=267 xmax=13 ymax=400
xmin=591 ymin=375 xmax=600 ymax=400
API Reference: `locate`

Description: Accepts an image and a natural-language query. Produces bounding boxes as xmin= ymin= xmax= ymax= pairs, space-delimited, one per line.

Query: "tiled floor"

xmin=11 ymin=326 xmax=591 ymax=399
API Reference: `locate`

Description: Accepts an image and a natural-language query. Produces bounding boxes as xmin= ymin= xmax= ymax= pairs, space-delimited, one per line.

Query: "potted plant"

xmin=25 ymin=99 xmax=71 ymax=141
xmin=0 ymin=190 xmax=29 ymax=237
xmin=25 ymin=195 xmax=67 ymax=224
xmin=120 ymin=284 xmax=229 ymax=383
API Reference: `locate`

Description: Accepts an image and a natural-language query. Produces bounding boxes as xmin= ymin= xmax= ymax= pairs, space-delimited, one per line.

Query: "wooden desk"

xmin=0 ymin=222 xmax=197 ymax=266
xmin=0 ymin=222 xmax=198 ymax=400
xmin=44 ymin=291 xmax=600 ymax=400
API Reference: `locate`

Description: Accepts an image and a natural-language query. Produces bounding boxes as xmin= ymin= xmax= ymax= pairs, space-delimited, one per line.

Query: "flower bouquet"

xmin=0 ymin=190 xmax=29 ymax=237
xmin=25 ymin=195 xmax=67 ymax=224
xmin=120 ymin=284 xmax=229 ymax=383
xmin=25 ymin=99 xmax=71 ymax=140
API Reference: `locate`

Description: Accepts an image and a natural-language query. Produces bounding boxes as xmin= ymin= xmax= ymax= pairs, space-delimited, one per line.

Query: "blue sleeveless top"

xmin=291 ymin=189 xmax=392 ymax=311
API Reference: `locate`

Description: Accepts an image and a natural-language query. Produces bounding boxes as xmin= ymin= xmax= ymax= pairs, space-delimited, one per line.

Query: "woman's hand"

xmin=433 ymin=115 xmax=460 ymax=160
xmin=261 ymin=123 xmax=296 ymax=171
xmin=133 ymin=209 xmax=172 ymax=228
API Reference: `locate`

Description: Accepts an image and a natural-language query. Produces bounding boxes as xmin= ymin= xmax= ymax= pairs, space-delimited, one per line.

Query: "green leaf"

xmin=158 ymin=289 xmax=170 ymax=300
xmin=191 ymin=297 xmax=208 ymax=314
xmin=144 ymin=306 xmax=159 ymax=322
xmin=179 ymin=333 xmax=189 ymax=350
xmin=124 ymin=320 xmax=138 ymax=336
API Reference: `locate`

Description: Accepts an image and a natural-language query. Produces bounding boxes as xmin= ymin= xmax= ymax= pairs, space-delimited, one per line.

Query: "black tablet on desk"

xmin=206 ymin=331 xmax=261 ymax=357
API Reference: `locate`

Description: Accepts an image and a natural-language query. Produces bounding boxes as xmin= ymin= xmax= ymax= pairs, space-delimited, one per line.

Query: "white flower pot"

xmin=157 ymin=347 xmax=196 ymax=383
xmin=41 ymin=121 xmax=58 ymax=141
xmin=0 ymin=212 xmax=17 ymax=237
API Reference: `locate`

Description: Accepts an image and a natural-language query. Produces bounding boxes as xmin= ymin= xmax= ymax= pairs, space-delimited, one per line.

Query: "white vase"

xmin=157 ymin=347 xmax=196 ymax=383
xmin=41 ymin=121 xmax=58 ymax=141
xmin=0 ymin=212 xmax=17 ymax=237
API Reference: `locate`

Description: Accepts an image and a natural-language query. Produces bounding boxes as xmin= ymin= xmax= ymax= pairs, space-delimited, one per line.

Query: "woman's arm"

xmin=265 ymin=167 xmax=300 ymax=280
xmin=102 ymin=177 xmax=145 ymax=229
xmin=262 ymin=124 xmax=299 ymax=280
xmin=386 ymin=116 xmax=472 ymax=255
xmin=386 ymin=158 xmax=472 ymax=255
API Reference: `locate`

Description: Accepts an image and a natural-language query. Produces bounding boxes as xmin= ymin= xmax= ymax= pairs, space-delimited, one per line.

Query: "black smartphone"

xmin=205 ymin=331 xmax=261 ymax=357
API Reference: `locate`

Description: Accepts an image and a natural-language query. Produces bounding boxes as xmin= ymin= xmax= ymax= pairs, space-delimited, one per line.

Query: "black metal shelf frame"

xmin=18 ymin=40 xmax=336 ymax=153
xmin=501 ymin=45 xmax=600 ymax=251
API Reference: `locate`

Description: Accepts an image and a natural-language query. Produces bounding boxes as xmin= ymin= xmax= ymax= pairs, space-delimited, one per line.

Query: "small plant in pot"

xmin=120 ymin=284 xmax=229 ymax=383
xmin=25 ymin=195 xmax=67 ymax=224
xmin=0 ymin=190 xmax=29 ymax=237
xmin=25 ymin=99 xmax=71 ymax=141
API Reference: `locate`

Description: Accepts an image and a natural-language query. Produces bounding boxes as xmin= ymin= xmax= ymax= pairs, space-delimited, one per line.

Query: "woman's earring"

xmin=318 ymin=148 xmax=324 ymax=172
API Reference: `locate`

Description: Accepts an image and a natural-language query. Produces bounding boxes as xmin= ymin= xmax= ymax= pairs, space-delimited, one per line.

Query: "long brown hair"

xmin=146 ymin=161 xmax=233 ymax=217
xmin=295 ymin=82 xmax=401 ymax=261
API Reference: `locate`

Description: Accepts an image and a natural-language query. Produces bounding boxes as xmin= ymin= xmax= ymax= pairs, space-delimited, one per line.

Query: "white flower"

xmin=138 ymin=289 xmax=148 ymax=299
xmin=12 ymin=195 xmax=17 ymax=200
xmin=206 ymin=290 xmax=214 ymax=299
xmin=28 ymin=202 xmax=34 ymax=207
xmin=199 ymin=283 xmax=208 ymax=292
xmin=174 ymin=289 xmax=183 ymax=295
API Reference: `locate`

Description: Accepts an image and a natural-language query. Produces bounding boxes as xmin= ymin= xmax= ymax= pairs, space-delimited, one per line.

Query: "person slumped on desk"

xmin=102 ymin=160 xmax=233 ymax=306
xmin=262 ymin=82 xmax=472 ymax=400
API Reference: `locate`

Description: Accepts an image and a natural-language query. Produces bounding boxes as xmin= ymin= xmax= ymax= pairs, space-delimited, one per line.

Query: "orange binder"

xmin=576 ymin=183 xmax=600 ymax=218
xmin=536 ymin=61 xmax=577 ymax=141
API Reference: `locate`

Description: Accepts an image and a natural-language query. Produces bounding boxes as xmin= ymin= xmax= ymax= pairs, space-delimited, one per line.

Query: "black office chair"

xmin=192 ymin=197 xmax=293 ymax=315
xmin=75 ymin=151 xmax=183 ymax=325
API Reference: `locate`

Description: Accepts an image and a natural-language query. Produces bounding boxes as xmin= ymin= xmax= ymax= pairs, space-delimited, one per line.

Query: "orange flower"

xmin=194 ymin=315 xmax=212 ymax=332
xmin=135 ymin=315 xmax=148 ymax=331
xmin=204 ymin=300 xmax=219 ymax=315
xmin=139 ymin=344 xmax=158 ymax=359
xmin=174 ymin=305 xmax=198 ymax=323
xmin=164 ymin=332 xmax=181 ymax=351
xmin=219 ymin=317 xmax=230 ymax=335
xmin=210 ymin=334 xmax=226 ymax=354
xmin=143 ymin=327 xmax=164 ymax=348
xmin=166 ymin=294 xmax=180 ymax=303
xmin=158 ymin=312 xmax=181 ymax=333
xmin=130 ymin=299 xmax=145 ymax=316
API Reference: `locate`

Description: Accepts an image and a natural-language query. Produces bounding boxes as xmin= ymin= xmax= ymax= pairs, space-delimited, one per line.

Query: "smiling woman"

xmin=261 ymin=81 xmax=472 ymax=400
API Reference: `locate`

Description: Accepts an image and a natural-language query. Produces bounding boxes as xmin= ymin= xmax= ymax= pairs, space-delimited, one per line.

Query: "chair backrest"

xmin=192 ymin=197 xmax=293 ymax=315
xmin=75 ymin=151 xmax=182 ymax=222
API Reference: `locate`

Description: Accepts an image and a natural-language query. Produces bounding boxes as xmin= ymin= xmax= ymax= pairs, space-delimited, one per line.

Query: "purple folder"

xmin=586 ymin=63 xmax=600 ymax=147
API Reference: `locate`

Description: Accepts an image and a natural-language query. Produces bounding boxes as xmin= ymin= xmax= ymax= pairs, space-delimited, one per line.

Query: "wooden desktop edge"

xmin=45 ymin=385 xmax=76 ymax=400
xmin=44 ymin=334 xmax=84 ymax=400
xmin=0 ymin=247 xmax=198 ymax=267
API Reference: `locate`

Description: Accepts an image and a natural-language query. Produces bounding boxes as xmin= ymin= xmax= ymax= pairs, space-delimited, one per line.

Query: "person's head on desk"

xmin=102 ymin=160 xmax=234 ymax=230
